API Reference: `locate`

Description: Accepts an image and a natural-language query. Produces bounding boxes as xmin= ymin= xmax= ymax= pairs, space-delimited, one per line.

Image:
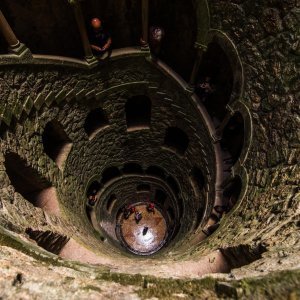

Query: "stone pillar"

xmin=0 ymin=9 xmax=29 ymax=55
xmin=187 ymin=43 xmax=207 ymax=92
xmin=70 ymin=0 xmax=97 ymax=66
xmin=140 ymin=0 xmax=149 ymax=51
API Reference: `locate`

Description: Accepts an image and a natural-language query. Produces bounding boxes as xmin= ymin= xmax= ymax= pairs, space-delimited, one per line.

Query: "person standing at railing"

xmin=89 ymin=18 xmax=112 ymax=58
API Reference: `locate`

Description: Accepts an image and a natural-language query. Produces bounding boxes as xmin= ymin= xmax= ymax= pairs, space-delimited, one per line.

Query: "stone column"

xmin=69 ymin=0 xmax=97 ymax=66
xmin=187 ymin=43 xmax=207 ymax=92
xmin=140 ymin=0 xmax=149 ymax=51
xmin=0 ymin=9 xmax=29 ymax=55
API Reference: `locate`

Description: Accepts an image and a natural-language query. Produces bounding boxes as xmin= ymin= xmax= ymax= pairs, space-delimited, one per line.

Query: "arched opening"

xmin=106 ymin=194 xmax=117 ymax=213
xmin=0 ymin=34 xmax=7 ymax=54
xmin=166 ymin=176 xmax=180 ymax=195
xmin=222 ymin=176 xmax=242 ymax=212
xmin=146 ymin=166 xmax=166 ymax=179
xmin=86 ymin=181 xmax=101 ymax=197
xmin=155 ymin=189 xmax=167 ymax=206
xmin=220 ymin=112 xmax=244 ymax=165
xmin=84 ymin=108 xmax=109 ymax=140
xmin=164 ymin=127 xmax=189 ymax=155
xmin=149 ymin=0 xmax=197 ymax=81
xmin=191 ymin=167 xmax=205 ymax=192
xmin=196 ymin=42 xmax=234 ymax=121
xmin=4 ymin=153 xmax=60 ymax=214
xmin=125 ymin=95 xmax=151 ymax=131
xmin=123 ymin=163 xmax=143 ymax=174
xmin=137 ymin=184 xmax=151 ymax=192
xmin=42 ymin=120 xmax=72 ymax=170
xmin=101 ymin=167 xmax=121 ymax=184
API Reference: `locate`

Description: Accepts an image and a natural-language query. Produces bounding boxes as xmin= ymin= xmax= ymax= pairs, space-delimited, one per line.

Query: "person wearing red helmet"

xmin=89 ymin=18 xmax=112 ymax=57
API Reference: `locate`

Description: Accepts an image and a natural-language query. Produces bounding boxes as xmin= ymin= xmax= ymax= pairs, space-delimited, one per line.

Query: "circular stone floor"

xmin=118 ymin=204 xmax=168 ymax=255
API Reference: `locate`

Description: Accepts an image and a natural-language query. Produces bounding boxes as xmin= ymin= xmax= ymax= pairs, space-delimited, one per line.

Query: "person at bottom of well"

xmin=135 ymin=211 xmax=142 ymax=224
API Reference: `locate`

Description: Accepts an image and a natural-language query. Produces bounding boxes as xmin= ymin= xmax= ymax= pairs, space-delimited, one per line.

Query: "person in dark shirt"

xmin=149 ymin=26 xmax=165 ymax=56
xmin=88 ymin=189 xmax=97 ymax=206
xmin=197 ymin=76 xmax=215 ymax=102
xmin=90 ymin=18 xmax=112 ymax=57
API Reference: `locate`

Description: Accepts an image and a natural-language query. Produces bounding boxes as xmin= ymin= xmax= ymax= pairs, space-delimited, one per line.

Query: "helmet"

xmin=91 ymin=18 xmax=102 ymax=29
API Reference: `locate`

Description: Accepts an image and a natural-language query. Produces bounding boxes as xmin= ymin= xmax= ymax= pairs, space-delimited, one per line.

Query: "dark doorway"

xmin=123 ymin=163 xmax=143 ymax=174
xmin=42 ymin=120 xmax=72 ymax=170
xmin=220 ymin=112 xmax=244 ymax=165
xmin=222 ymin=176 xmax=242 ymax=212
xmin=101 ymin=166 xmax=121 ymax=184
xmin=86 ymin=180 xmax=101 ymax=197
xmin=164 ymin=127 xmax=189 ymax=155
xmin=196 ymin=42 xmax=233 ymax=121
xmin=146 ymin=166 xmax=166 ymax=179
xmin=166 ymin=176 xmax=180 ymax=195
xmin=191 ymin=167 xmax=205 ymax=192
xmin=125 ymin=95 xmax=151 ymax=131
xmin=137 ymin=184 xmax=151 ymax=192
xmin=4 ymin=153 xmax=51 ymax=207
xmin=107 ymin=194 xmax=117 ymax=213
xmin=155 ymin=189 xmax=167 ymax=206
xmin=84 ymin=108 xmax=109 ymax=139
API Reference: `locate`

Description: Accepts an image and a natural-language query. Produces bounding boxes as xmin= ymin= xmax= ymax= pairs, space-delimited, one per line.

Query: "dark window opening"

xmin=166 ymin=176 xmax=180 ymax=195
xmin=4 ymin=153 xmax=54 ymax=209
xmin=137 ymin=184 xmax=151 ymax=192
xmin=86 ymin=205 xmax=92 ymax=223
xmin=0 ymin=122 xmax=9 ymax=139
xmin=195 ymin=207 xmax=204 ymax=228
xmin=42 ymin=120 xmax=72 ymax=170
xmin=146 ymin=166 xmax=166 ymax=179
xmin=123 ymin=162 xmax=143 ymax=174
xmin=107 ymin=194 xmax=117 ymax=213
xmin=167 ymin=206 xmax=175 ymax=222
xmin=86 ymin=181 xmax=101 ymax=197
xmin=191 ymin=167 xmax=205 ymax=192
xmin=220 ymin=112 xmax=244 ymax=166
xmin=84 ymin=108 xmax=109 ymax=139
xmin=196 ymin=42 xmax=234 ymax=121
xmin=101 ymin=167 xmax=121 ymax=184
xmin=222 ymin=176 xmax=242 ymax=212
xmin=155 ymin=189 xmax=167 ymax=206
xmin=164 ymin=127 xmax=189 ymax=155
xmin=220 ymin=244 xmax=267 ymax=271
xmin=26 ymin=228 xmax=69 ymax=255
xmin=177 ymin=198 xmax=184 ymax=218
xmin=125 ymin=95 xmax=151 ymax=131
